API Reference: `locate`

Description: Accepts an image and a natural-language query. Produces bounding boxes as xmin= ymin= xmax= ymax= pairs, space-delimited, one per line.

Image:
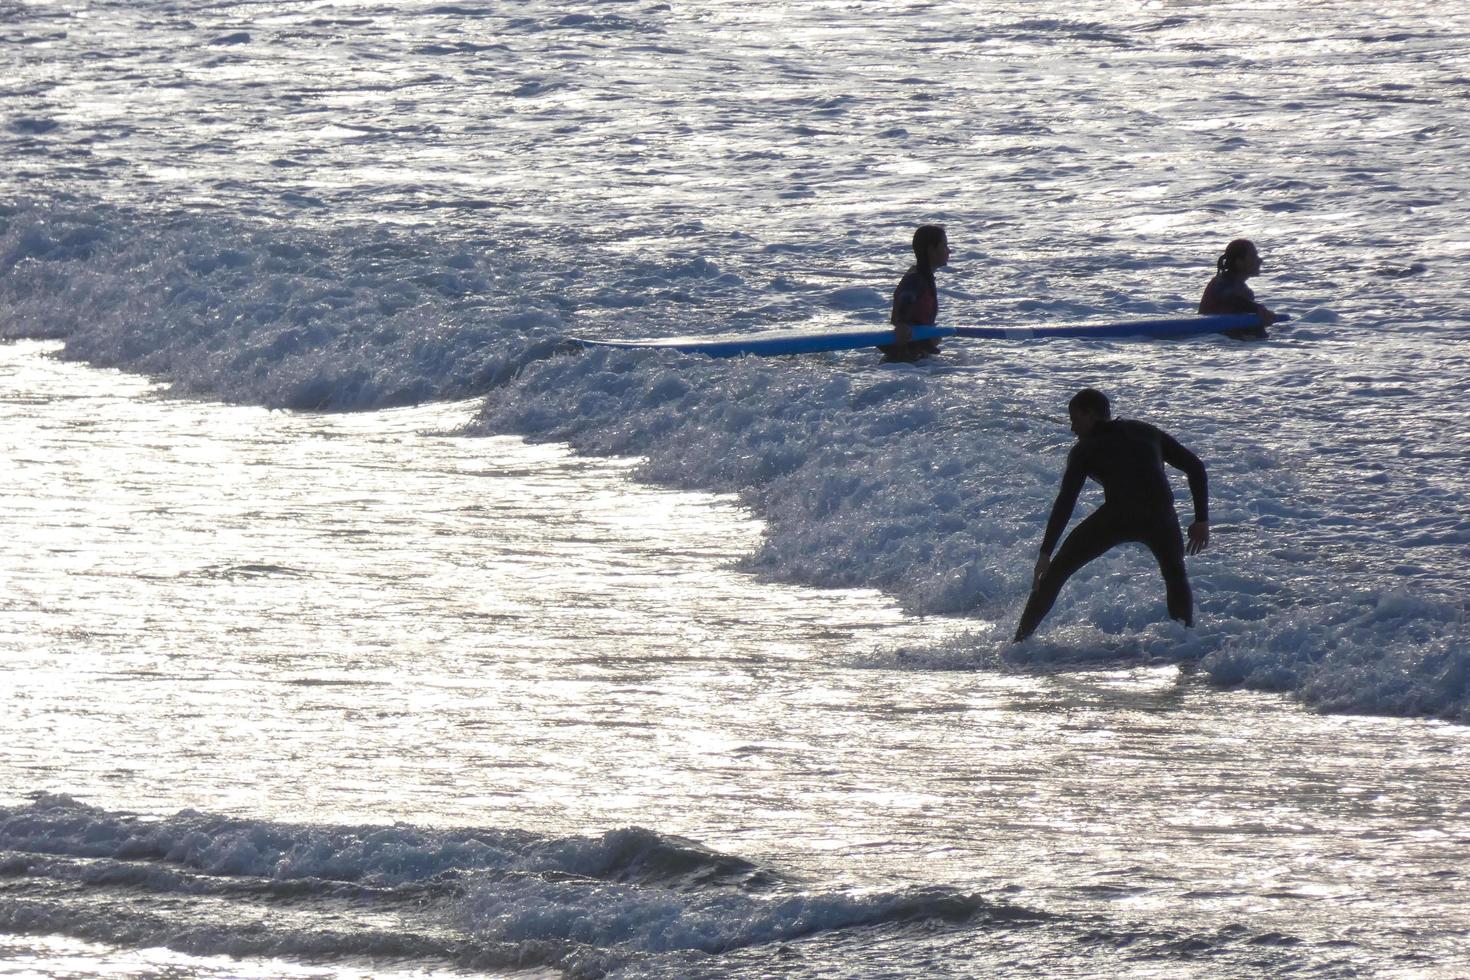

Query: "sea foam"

xmin=2 ymin=195 xmax=1467 ymax=723
xmin=0 ymin=796 xmax=1022 ymax=976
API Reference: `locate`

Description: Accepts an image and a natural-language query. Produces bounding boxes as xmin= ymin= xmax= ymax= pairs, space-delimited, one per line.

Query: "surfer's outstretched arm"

xmin=1032 ymin=451 xmax=1087 ymax=588
xmin=1160 ymin=432 xmax=1209 ymax=555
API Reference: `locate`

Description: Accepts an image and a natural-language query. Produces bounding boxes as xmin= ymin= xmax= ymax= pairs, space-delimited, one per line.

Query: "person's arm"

xmin=1032 ymin=450 xmax=1086 ymax=587
xmin=1160 ymin=431 xmax=1210 ymax=555
xmin=1240 ymin=281 xmax=1278 ymax=325
xmin=890 ymin=280 xmax=920 ymax=344
xmin=1201 ymin=278 xmax=1276 ymax=326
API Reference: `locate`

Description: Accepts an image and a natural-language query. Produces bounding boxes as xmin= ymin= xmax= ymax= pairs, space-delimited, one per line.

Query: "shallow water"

xmin=4 ymin=342 xmax=1469 ymax=977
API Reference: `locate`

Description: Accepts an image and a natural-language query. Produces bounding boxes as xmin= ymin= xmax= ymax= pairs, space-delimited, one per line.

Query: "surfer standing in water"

xmin=880 ymin=224 xmax=949 ymax=362
xmin=1014 ymin=388 xmax=1209 ymax=642
xmin=1199 ymin=238 xmax=1277 ymax=338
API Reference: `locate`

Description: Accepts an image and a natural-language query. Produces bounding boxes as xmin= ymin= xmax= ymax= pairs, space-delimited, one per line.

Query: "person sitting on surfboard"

xmin=1013 ymin=388 xmax=1209 ymax=642
xmin=879 ymin=224 xmax=949 ymax=362
xmin=1199 ymin=238 xmax=1277 ymax=338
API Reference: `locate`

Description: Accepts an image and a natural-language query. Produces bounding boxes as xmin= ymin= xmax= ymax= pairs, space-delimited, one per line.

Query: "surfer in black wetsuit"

xmin=1013 ymin=388 xmax=1210 ymax=642
xmin=1199 ymin=238 xmax=1277 ymax=339
xmin=879 ymin=224 xmax=949 ymax=362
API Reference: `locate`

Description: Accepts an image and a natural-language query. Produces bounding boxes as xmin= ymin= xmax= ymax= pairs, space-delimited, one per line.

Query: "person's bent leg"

xmin=1144 ymin=516 xmax=1193 ymax=627
xmin=1014 ymin=509 xmax=1124 ymax=641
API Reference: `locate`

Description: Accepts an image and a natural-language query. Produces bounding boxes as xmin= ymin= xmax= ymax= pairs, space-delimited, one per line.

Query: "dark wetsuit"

xmin=880 ymin=264 xmax=941 ymax=362
xmin=1014 ymin=418 xmax=1208 ymax=641
xmin=1199 ymin=274 xmax=1267 ymax=338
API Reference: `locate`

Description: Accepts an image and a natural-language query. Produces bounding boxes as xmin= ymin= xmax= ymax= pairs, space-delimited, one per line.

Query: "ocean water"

xmin=2 ymin=1 xmax=1468 ymax=976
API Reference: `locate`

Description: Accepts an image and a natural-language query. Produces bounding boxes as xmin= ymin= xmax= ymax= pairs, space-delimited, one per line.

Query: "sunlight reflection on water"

xmin=3 ymin=342 xmax=1470 ymax=974
xmin=1 ymin=341 xmax=964 ymax=825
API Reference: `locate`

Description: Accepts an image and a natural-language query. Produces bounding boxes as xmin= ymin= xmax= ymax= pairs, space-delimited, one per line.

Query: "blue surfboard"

xmin=575 ymin=324 xmax=952 ymax=357
xmin=573 ymin=314 xmax=1280 ymax=358
xmin=953 ymin=312 xmax=1283 ymax=340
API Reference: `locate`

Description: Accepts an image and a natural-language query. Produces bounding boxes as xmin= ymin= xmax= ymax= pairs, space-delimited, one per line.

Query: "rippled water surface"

xmin=3 ymin=344 xmax=1468 ymax=976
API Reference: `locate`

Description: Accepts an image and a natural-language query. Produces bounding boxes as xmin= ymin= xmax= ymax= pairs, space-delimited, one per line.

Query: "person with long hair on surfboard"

xmin=1199 ymin=238 xmax=1277 ymax=338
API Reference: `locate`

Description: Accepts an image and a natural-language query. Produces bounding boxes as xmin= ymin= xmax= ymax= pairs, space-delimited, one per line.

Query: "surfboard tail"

xmin=952 ymin=312 xmax=1285 ymax=340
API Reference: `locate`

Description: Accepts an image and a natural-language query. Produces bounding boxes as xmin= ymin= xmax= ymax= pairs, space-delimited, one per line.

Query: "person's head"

xmin=1067 ymin=387 xmax=1111 ymax=437
xmin=913 ymin=224 xmax=950 ymax=269
xmin=1216 ymin=238 xmax=1262 ymax=278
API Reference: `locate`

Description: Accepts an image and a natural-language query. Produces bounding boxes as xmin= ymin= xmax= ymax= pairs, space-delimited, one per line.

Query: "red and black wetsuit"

xmin=1014 ymin=418 xmax=1208 ymax=641
xmin=880 ymin=264 xmax=941 ymax=361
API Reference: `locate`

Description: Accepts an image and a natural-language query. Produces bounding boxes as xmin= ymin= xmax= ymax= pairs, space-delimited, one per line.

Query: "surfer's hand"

xmin=1032 ymin=554 xmax=1050 ymax=590
xmin=1187 ymin=521 xmax=1209 ymax=555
